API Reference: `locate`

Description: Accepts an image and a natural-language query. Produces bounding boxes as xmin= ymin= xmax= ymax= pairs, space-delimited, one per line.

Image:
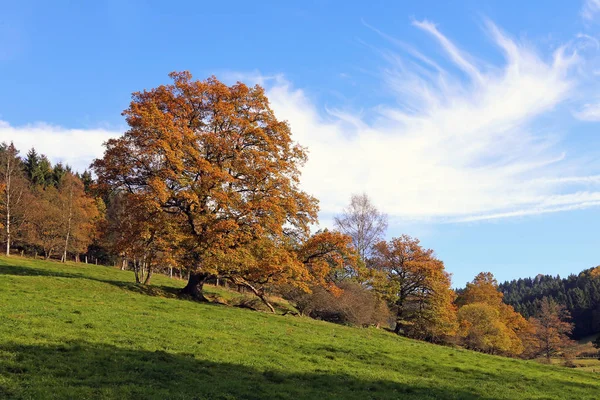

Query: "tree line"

xmin=0 ymin=72 xmax=586 ymax=362
xmin=500 ymin=267 xmax=600 ymax=339
xmin=0 ymin=144 xmax=99 ymax=261
xmin=328 ymin=194 xmax=575 ymax=359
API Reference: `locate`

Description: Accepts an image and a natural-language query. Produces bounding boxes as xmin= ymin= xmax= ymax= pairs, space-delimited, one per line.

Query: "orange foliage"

xmin=298 ymin=230 xmax=359 ymax=292
xmin=92 ymin=72 xmax=318 ymax=298
xmin=457 ymin=272 xmax=531 ymax=356
xmin=527 ymin=298 xmax=575 ymax=360
xmin=26 ymin=172 xmax=99 ymax=260
xmin=58 ymin=172 xmax=100 ymax=258
xmin=371 ymin=235 xmax=457 ymax=341
xmin=104 ymin=192 xmax=184 ymax=284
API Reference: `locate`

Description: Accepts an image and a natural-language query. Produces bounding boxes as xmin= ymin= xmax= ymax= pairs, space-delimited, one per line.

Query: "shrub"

xmin=283 ymin=282 xmax=390 ymax=327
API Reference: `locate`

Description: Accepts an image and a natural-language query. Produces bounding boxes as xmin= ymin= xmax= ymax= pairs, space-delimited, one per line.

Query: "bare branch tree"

xmin=0 ymin=142 xmax=29 ymax=256
xmin=334 ymin=193 xmax=387 ymax=265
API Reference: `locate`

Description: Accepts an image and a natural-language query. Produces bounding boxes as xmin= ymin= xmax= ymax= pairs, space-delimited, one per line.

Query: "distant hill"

xmin=1 ymin=256 xmax=599 ymax=399
xmin=500 ymin=267 xmax=600 ymax=339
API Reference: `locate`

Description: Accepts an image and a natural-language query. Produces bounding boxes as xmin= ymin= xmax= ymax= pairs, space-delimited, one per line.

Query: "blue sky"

xmin=2 ymin=0 xmax=600 ymax=287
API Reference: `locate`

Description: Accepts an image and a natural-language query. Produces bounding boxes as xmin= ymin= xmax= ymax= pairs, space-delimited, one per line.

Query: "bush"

xmin=283 ymin=282 xmax=390 ymax=327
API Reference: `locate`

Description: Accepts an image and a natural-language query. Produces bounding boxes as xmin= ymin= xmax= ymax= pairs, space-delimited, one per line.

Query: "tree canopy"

xmin=92 ymin=72 xmax=319 ymax=300
xmin=371 ymin=235 xmax=457 ymax=341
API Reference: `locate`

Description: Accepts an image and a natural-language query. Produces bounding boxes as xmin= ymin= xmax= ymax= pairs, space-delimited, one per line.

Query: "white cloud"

xmin=582 ymin=0 xmax=600 ymax=21
xmin=258 ymin=21 xmax=600 ymax=223
xmin=0 ymin=121 xmax=120 ymax=172
xmin=411 ymin=19 xmax=484 ymax=83
xmin=2 ymin=19 xmax=600 ymax=224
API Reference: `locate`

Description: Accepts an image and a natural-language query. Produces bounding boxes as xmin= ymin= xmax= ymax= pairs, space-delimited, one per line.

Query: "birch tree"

xmin=0 ymin=143 xmax=29 ymax=256
xmin=334 ymin=193 xmax=387 ymax=266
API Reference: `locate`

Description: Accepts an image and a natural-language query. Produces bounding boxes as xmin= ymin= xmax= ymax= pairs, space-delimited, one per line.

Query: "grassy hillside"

xmin=1 ymin=257 xmax=599 ymax=399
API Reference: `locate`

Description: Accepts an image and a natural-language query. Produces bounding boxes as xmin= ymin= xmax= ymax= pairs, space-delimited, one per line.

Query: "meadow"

xmin=1 ymin=256 xmax=599 ymax=399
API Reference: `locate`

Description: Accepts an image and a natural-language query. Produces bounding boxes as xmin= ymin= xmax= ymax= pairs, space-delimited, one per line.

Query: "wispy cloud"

xmin=573 ymin=102 xmax=600 ymax=120
xmin=582 ymin=0 xmax=600 ymax=21
xmin=253 ymin=20 xmax=600 ymax=223
xmin=2 ymin=19 xmax=600 ymax=224
xmin=411 ymin=19 xmax=484 ymax=83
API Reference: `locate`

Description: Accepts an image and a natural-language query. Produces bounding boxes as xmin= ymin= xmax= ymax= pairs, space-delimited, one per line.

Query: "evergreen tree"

xmin=500 ymin=266 xmax=600 ymax=339
xmin=24 ymin=148 xmax=40 ymax=184
xmin=80 ymin=170 xmax=93 ymax=193
xmin=38 ymin=155 xmax=53 ymax=187
xmin=53 ymin=162 xmax=66 ymax=187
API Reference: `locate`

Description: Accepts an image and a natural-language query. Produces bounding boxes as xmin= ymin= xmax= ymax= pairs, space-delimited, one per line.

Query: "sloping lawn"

xmin=0 ymin=256 xmax=598 ymax=399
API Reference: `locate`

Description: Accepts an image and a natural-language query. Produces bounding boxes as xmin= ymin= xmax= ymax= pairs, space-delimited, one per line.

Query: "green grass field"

xmin=1 ymin=257 xmax=599 ymax=399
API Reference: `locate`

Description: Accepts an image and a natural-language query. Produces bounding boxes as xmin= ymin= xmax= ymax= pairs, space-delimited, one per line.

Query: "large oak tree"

xmin=93 ymin=72 xmax=318 ymax=300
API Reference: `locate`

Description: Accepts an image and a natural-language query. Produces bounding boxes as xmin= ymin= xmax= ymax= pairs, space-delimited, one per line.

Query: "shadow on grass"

xmin=0 ymin=340 xmax=494 ymax=400
xmin=304 ymin=342 xmax=599 ymax=397
xmin=0 ymin=264 xmax=182 ymax=299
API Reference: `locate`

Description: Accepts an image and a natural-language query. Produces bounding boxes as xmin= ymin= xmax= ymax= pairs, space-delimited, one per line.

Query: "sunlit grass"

xmin=1 ymin=256 xmax=599 ymax=399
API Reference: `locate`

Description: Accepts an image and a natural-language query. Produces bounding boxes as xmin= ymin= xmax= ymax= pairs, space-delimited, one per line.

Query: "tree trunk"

xmin=180 ymin=271 xmax=210 ymax=301
xmin=62 ymin=181 xmax=74 ymax=263
xmin=234 ymin=278 xmax=276 ymax=313
xmin=394 ymin=303 xmax=406 ymax=334
xmin=2 ymin=146 xmax=25 ymax=258
xmin=143 ymin=266 xmax=153 ymax=285
xmin=5 ymin=204 xmax=10 ymax=257
xmin=256 ymin=292 xmax=276 ymax=314
xmin=62 ymin=217 xmax=71 ymax=262
xmin=5 ymin=156 xmax=11 ymax=257
xmin=133 ymin=258 xmax=140 ymax=284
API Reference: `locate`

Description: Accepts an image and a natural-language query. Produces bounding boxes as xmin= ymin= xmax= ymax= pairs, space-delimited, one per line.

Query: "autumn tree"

xmin=283 ymin=230 xmax=391 ymax=324
xmin=371 ymin=235 xmax=457 ymax=341
xmin=104 ymin=192 xmax=183 ymax=285
xmin=457 ymin=303 xmax=521 ymax=354
xmin=58 ymin=172 xmax=100 ymax=262
xmin=215 ymin=230 xmax=359 ymax=313
xmin=456 ymin=272 xmax=531 ymax=356
xmin=23 ymin=171 xmax=100 ymax=261
xmin=92 ymin=72 xmax=318 ymax=300
xmin=457 ymin=272 xmax=504 ymax=307
xmin=215 ymin=236 xmax=303 ymax=312
xmin=0 ymin=142 xmax=29 ymax=255
xmin=26 ymin=186 xmax=64 ymax=259
xmin=293 ymin=281 xmax=391 ymax=327
xmin=297 ymin=230 xmax=360 ymax=289
xmin=528 ymin=297 xmax=575 ymax=360
xmin=334 ymin=193 xmax=387 ymax=266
